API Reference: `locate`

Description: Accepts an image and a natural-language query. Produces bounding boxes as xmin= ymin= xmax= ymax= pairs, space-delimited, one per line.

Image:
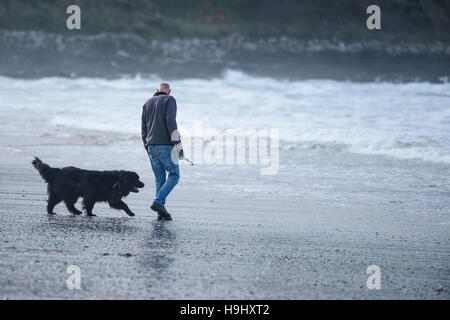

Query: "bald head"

xmin=157 ymin=82 xmax=171 ymax=94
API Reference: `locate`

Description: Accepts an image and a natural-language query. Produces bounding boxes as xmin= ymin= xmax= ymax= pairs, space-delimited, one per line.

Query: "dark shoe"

xmin=151 ymin=203 xmax=172 ymax=221
xmin=157 ymin=213 xmax=172 ymax=221
xmin=157 ymin=211 xmax=172 ymax=221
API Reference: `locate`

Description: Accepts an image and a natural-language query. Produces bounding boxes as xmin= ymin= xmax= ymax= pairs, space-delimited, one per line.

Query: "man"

xmin=141 ymin=82 xmax=183 ymax=221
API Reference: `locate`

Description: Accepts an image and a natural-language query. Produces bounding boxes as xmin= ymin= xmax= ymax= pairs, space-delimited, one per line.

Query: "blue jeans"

xmin=147 ymin=145 xmax=180 ymax=206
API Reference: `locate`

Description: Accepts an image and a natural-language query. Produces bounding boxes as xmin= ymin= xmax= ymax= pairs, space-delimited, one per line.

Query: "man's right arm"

xmin=141 ymin=104 xmax=148 ymax=151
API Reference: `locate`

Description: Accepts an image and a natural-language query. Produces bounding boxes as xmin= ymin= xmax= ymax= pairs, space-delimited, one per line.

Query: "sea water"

xmin=0 ymin=70 xmax=449 ymax=217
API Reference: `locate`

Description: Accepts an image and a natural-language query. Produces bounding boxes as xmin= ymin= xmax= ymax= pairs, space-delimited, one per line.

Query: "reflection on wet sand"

xmin=41 ymin=214 xmax=138 ymax=234
xmin=139 ymin=221 xmax=177 ymax=278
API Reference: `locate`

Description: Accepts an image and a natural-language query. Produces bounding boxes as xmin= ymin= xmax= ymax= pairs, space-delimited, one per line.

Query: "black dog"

xmin=32 ymin=157 xmax=144 ymax=217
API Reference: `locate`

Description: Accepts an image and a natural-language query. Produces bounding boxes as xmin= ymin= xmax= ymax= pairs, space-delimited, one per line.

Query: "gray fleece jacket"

xmin=141 ymin=92 xmax=180 ymax=148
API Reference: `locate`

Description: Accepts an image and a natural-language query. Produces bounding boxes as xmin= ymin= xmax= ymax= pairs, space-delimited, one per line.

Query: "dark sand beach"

xmin=1 ymin=0 xmax=449 ymax=303
xmin=1 ymin=135 xmax=448 ymax=299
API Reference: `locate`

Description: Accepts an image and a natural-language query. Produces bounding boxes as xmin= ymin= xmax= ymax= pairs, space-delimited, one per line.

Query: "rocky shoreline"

xmin=1 ymin=31 xmax=450 ymax=81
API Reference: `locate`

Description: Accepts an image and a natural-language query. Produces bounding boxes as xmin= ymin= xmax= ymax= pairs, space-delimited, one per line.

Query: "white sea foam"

xmin=0 ymin=70 xmax=449 ymax=164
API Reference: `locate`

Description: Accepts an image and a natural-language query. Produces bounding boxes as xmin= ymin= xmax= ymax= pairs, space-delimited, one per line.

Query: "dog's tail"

xmin=32 ymin=157 xmax=57 ymax=183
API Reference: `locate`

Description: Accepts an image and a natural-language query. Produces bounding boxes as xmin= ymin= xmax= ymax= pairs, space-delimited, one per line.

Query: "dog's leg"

xmin=108 ymin=200 xmax=135 ymax=217
xmin=64 ymin=199 xmax=82 ymax=215
xmin=47 ymin=191 xmax=62 ymax=215
xmin=82 ymin=196 xmax=96 ymax=217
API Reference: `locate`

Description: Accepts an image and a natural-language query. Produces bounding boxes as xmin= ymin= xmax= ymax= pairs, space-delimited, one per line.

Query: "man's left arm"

xmin=165 ymin=96 xmax=183 ymax=159
xmin=165 ymin=96 xmax=180 ymax=143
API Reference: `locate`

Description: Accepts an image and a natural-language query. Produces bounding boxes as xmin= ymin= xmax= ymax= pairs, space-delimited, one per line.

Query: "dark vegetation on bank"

xmin=0 ymin=0 xmax=449 ymax=43
xmin=1 ymin=0 xmax=449 ymax=81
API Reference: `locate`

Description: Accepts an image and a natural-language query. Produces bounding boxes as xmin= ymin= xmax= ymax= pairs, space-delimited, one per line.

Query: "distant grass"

xmin=0 ymin=0 xmax=449 ymax=43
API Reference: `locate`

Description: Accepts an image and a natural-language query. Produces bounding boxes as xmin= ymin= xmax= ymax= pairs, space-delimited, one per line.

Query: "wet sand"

xmin=0 ymin=135 xmax=449 ymax=299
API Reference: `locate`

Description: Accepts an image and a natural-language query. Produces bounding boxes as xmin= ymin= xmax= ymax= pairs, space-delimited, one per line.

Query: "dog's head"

xmin=114 ymin=171 xmax=145 ymax=195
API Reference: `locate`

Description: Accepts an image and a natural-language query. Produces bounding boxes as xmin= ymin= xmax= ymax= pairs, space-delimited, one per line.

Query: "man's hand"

xmin=175 ymin=142 xmax=184 ymax=160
